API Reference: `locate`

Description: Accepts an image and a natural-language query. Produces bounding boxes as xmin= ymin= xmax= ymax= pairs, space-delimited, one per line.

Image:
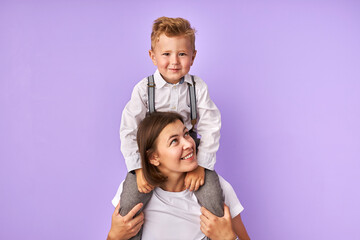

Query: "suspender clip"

xmin=191 ymin=119 xmax=197 ymax=130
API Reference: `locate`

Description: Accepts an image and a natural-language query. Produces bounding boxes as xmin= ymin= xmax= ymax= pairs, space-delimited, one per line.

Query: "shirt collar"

xmin=153 ymin=69 xmax=193 ymax=88
xmin=183 ymin=74 xmax=194 ymax=85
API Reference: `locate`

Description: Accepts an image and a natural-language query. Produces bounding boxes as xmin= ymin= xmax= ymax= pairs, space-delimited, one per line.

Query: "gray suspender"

xmin=147 ymin=75 xmax=156 ymax=114
xmin=147 ymin=75 xmax=197 ymax=129
xmin=188 ymin=75 xmax=197 ymax=130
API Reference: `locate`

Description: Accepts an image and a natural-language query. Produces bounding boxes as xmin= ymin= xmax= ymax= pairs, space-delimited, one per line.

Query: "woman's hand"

xmin=107 ymin=202 xmax=144 ymax=240
xmin=135 ymin=168 xmax=154 ymax=193
xmin=185 ymin=166 xmax=205 ymax=191
xmin=200 ymin=204 xmax=237 ymax=240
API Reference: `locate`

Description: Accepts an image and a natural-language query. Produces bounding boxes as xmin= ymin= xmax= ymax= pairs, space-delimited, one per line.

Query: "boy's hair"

xmin=151 ymin=16 xmax=196 ymax=51
xmin=137 ymin=111 xmax=184 ymax=186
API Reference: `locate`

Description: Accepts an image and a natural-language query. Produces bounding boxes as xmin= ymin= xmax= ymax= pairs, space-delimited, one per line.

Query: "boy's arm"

xmin=120 ymin=80 xmax=148 ymax=172
xmin=194 ymin=77 xmax=221 ymax=170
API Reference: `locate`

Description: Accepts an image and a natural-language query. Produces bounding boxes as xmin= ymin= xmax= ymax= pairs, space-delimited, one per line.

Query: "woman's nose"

xmin=182 ymin=137 xmax=194 ymax=149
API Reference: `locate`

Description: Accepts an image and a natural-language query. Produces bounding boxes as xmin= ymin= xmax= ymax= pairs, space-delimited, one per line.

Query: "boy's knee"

xmin=119 ymin=172 xmax=152 ymax=216
xmin=205 ymin=169 xmax=219 ymax=181
xmin=203 ymin=170 xmax=222 ymax=190
xmin=195 ymin=169 xmax=224 ymax=217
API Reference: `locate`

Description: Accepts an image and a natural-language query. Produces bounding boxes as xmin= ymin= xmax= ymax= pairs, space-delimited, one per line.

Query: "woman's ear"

xmin=149 ymin=152 xmax=160 ymax=166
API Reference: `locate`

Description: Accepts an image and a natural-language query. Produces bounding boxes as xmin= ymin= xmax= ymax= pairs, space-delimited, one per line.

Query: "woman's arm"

xmin=200 ymin=204 xmax=250 ymax=240
xmin=107 ymin=202 xmax=144 ymax=240
xmin=232 ymin=214 xmax=250 ymax=240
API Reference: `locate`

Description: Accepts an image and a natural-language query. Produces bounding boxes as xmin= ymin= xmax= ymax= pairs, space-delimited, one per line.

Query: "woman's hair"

xmin=137 ymin=111 xmax=184 ymax=186
xmin=151 ymin=16 xmax=196 ymax=51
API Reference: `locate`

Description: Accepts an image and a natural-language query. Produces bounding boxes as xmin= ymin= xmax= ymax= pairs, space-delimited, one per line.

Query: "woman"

xmin=108 ymin=112 xmax=250 ymax=240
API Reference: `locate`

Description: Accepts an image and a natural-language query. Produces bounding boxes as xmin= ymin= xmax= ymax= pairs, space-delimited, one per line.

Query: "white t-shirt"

xmin=112 ymin=175 xmax=244 ymax=240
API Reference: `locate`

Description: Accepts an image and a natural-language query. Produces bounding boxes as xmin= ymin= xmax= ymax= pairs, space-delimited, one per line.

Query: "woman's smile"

xmin=181 ymin=152 xmax=194 ymax=160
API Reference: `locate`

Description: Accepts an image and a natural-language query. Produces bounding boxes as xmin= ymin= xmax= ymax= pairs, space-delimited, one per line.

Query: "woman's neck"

xmin=160 ymin=173 xmax=187 ymax=192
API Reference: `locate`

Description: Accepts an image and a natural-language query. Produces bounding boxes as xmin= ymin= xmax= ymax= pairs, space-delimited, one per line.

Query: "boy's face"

xmin=149 ymin=34 xmax=196 ymax=84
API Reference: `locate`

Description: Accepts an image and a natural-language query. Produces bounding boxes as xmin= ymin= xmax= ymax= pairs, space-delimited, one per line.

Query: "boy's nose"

xmin=171 ymin=55 xmax=179 ymax=64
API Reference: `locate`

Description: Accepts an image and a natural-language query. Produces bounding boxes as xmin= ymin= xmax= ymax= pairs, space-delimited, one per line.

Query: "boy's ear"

xmin=190 ymin=50 xmax=197 ymax=66
xmin=149 ymin=50 xmax=157 ymax=66
xmin=149 ymin=152 xmax=160 ymax=166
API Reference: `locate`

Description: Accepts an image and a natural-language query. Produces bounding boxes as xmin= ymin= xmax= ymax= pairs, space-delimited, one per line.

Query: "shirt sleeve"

xmin=120 ymin=80 xmax=148 ymax=172
xmin=194 ymin=77 xmax=221 ymax=170
xmin=112 ymin=180 xmax=125 ymax=207
xmin=218 ymin=175 xmax=244 ymax=218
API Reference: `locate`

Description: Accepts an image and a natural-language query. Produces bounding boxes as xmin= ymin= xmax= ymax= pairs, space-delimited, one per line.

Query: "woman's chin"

xmin=186 ymin=161 xmax=198 ymax=172
xmin=178 ymin=159 xmax=198 ymax=173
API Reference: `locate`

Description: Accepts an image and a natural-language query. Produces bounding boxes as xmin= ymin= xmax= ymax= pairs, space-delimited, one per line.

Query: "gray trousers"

xmin=119 ymin=169 xmax=224 ymax=240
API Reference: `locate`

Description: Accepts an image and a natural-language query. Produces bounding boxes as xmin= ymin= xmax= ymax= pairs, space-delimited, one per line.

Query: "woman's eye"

xmin=170 ymin=139 xmax=178 ymax=145
xmin=184 ymin=131 xmax=189 ymax=137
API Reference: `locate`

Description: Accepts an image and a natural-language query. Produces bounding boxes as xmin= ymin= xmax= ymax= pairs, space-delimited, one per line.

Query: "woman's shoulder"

xmin=111 ymin=180 xmax=125 ymax=207
xmin=218 ymin=174 xmax=233 ymax=191
xmin=217 ymin=174 xmax=244 ymax=217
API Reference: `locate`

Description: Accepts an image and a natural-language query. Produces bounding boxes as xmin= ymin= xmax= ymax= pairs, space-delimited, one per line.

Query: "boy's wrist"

xmin=135 ymin=168 xmax=142 ymax=174
xmin=196 ymin=166 xmax=204 ymax=172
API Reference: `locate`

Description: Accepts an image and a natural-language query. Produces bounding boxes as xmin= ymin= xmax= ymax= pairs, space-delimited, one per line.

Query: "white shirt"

xmin=120 ymin=70 xmax=221 ymax=172
xmin=112 ymin=175 xmax=244 ymax=240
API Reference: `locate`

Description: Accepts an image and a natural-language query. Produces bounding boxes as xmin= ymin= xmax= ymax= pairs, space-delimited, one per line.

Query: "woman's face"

xmin=150 ymin=119 xmax=198 ymax=175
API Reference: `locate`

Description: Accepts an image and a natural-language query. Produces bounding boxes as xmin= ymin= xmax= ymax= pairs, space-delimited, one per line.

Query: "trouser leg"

xmin=194 ymin=169 xmax=224 ymax=217
xmin=119 ymin=172 xmax=152 ymax=240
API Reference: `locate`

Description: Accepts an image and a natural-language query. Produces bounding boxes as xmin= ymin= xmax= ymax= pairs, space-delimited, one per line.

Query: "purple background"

xmin=1 ymin=0 xmax=359 ymax=239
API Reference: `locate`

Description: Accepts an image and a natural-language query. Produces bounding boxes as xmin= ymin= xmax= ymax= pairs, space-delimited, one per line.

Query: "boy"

xmin=119 ymin=17 xmax=223 ymax=239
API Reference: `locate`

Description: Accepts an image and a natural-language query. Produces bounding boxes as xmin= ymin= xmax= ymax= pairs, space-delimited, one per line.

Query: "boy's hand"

xmin=184 ymin=166 xmax=205 ymax=191
xmin=135 ymin=168 xmax=154 ymax=193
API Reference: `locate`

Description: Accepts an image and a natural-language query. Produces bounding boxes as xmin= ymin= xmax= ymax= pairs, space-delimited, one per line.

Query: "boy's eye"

xmin=162 ymin=53 xmax=170 ymax=56
xmin=179 ymin=53 xmax=186 ymax=56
